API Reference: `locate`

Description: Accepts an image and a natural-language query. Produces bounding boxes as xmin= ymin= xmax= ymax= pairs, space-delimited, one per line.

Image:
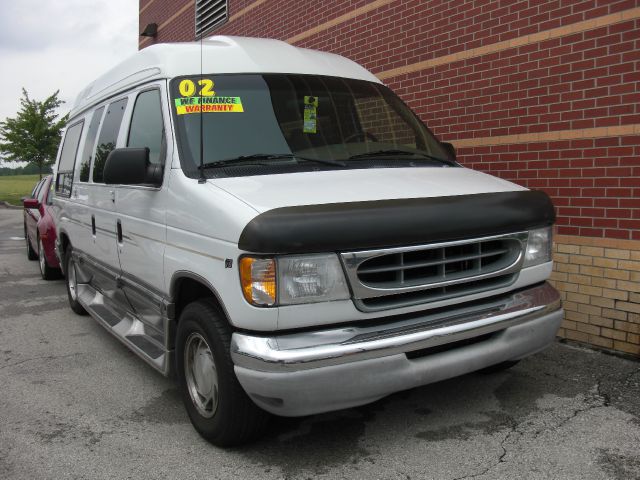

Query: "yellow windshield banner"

xmin=175 ymin=96 xmax=244 ymax=114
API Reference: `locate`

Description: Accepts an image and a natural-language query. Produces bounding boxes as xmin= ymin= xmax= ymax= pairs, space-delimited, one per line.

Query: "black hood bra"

xmin=238 ymin=190 xmax=556 ymax=254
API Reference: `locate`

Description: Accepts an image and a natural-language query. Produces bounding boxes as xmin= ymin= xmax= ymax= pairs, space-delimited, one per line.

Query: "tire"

xmin=38 ymin=235 xmax=61 ymax=280
xmin=480 ymin=360 xmax=520 ymax=374
xmin=176 ymin=299 xmax=270 ymax=447
xmin=65 ymin=246 xmax=88 ymax=315
xmin=25 ymin=223 xmax=37 ymax=260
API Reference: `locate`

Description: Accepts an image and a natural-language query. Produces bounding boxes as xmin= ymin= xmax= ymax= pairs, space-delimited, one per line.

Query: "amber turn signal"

xmin=239 ymin=257 xmax=277 ymax=306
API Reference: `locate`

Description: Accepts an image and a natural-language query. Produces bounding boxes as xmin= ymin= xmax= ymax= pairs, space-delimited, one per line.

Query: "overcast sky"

xmin=0 ymin=0 xmax=138 ymax=161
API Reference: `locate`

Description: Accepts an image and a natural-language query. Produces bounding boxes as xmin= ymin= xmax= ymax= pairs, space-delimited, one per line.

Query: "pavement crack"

xmin=450 ymin=378 xmax=616 ymax=480
xmin=451 ymin=418 xmax=518 ymax=480
xmin=0 ymin=352 xmax=84 ymax=370
xmin=530 ymin=380 xmax=610 ymax=440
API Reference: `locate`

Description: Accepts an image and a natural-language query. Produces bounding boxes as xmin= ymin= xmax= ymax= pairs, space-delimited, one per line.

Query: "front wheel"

xmin=65 ymin=247 xmax=87 ymax=315
xmin=176 ymin=299 xmax=270 ymax=447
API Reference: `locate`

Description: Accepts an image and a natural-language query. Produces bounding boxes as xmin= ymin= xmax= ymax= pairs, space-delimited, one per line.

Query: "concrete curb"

xmin=1 ymin=201 xmax=21 ymax=209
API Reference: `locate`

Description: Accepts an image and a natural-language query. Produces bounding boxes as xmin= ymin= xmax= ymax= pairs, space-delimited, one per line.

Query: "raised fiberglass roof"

xmin=70 ymin=36 xmax=381 ymax=117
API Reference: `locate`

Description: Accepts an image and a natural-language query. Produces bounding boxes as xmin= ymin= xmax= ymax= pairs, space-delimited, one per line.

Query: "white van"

xmin=52 ymin=36 xmax=562 ymax=446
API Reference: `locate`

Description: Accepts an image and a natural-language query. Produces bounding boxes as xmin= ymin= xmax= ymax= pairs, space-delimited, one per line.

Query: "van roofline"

xmin=69 ymin=36 xmax=382 ymax=118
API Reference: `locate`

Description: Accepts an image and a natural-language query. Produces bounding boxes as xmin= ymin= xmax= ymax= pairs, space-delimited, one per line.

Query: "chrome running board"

xmin=76 ymin=282 xmax=170 ymax=375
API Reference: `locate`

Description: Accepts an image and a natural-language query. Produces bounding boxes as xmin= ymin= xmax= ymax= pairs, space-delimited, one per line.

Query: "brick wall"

xmin=551 ymin=235 xmax=640 ymax=356
xmin=139 ymin=0 xmax=640 ymax=356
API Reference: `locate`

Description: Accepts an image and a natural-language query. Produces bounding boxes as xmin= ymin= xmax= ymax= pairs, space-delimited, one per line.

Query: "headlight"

xmin=239 ymin=253 xmax=350 ymax=306
xmin=278 ymin=254 xmax=350 ymax=305
xmin=523 ymin=226 xmax=553 ymax=267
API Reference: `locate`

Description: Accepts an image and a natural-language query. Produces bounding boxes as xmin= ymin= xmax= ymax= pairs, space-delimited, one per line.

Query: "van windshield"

xmin=170 ymin=74 xmax=453 ymax=178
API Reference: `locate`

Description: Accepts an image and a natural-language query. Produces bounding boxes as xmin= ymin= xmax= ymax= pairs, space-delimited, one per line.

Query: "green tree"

xmin=0 ymin=89 xmax=68 ymax=179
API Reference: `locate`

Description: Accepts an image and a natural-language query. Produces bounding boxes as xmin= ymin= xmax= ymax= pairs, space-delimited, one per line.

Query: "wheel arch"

xmin=58 ymin=229 xmax=71 ymax=252
xmin=57 ymin=229 xmax=71 ymax=274
xmin=169 ymin=271 xmax=233 ymax=327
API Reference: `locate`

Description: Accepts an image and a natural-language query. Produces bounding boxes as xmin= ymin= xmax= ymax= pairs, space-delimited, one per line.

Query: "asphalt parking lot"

xmin=1 ymin=207 xmax=639 ymax=480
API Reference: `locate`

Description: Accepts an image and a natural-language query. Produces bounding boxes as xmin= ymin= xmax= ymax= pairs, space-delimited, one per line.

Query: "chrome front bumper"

xmin=231 ymin=282 xmax=562 ymax=416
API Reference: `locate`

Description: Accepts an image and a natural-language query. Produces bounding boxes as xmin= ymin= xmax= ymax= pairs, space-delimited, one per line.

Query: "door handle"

xmin=91 ymin=215 xmax=96 ymax=235
xmin=116 ymin=220 xmax=123 ymax=244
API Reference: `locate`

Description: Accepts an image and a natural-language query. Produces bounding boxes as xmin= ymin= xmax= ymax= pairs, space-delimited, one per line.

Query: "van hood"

xmin=209 ymin=167 xmax=525 ymax=213
xmin=207 ymin=167 xmax=555 ymax=254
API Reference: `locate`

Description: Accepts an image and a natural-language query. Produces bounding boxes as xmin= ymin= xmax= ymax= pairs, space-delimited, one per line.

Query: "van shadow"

xmin=233 ymin=362 xmax=561 ymax=478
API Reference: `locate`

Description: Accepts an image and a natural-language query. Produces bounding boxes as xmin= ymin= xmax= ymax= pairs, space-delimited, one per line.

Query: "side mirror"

xmin=441 ymin=142 xmax=457 ymax=161
xmin=23 ymin=198 xmax=40 ymax=209
xmin=103 ymin=147 xmax=163 ymax=186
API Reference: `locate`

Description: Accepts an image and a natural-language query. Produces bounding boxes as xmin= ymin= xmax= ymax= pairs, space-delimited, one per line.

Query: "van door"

xmin=114 ymin=85 xmax=170 ymax=348
xmin=82 ymin=98 xmax=129 ymax=309
xmin=53 ymin=119 xmax=85 ymax=263
xmin=67 ymin=108 xmax=103 ymax=266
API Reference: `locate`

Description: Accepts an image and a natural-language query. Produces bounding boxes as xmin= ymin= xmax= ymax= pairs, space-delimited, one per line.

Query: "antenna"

xmin=198 ymin=19 xmax=206 ymax=184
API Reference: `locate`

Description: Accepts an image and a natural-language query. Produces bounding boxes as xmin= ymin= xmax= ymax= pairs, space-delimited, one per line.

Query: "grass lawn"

xmin=0 ymin=174 xmax=41 ymax=206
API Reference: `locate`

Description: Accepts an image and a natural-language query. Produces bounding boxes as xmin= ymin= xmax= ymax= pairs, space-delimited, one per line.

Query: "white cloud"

xmin=0 ymin=0 xmax=138 ymax=124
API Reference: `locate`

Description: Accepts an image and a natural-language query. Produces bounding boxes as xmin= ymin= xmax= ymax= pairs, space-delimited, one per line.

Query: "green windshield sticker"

xmin=303 ymin=96 xmax=318 ymax=133
xmin=175 ymin=96 xmax=244 ymax=114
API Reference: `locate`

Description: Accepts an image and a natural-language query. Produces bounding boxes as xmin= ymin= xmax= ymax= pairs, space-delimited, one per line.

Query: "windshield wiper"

xmin=295 ymin=156 xmax=347 ymax=167
xmin=199 ymin=153 xmax=346 ymax=169
xmin=347 ymin=149 xmax=456 ymax=166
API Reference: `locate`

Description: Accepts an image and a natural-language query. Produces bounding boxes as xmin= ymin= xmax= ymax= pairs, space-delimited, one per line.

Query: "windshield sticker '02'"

xmin=175 ymin=96 xmax=244 ymax=114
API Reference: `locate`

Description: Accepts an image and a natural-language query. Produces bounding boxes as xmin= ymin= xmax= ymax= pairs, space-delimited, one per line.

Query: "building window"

xmin=195 ymin=0 xmax=228 ymax=38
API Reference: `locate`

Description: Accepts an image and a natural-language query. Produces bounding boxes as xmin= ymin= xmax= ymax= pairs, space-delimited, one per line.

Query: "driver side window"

xmin=127 ymin=89 xmax=165 ymax=165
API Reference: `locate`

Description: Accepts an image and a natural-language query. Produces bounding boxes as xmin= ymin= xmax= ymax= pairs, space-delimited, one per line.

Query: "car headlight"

xmin=278 ymin=254 xmax=350 ymax=305
xmin=523 ymin=226 xmax=553 ymax=267
xmin=239 ymin=253 xmax=350 ymax=307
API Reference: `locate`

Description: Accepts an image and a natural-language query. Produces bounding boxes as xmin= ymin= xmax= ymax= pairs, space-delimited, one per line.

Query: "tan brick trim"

xmin=140 ymin=1 xmax=193 ymax=47
xmin=555 ymin=235 xmax=640 ymax=252
xmin=451 ymin=124 xmax=640 ymax=149
xmin=377 ymin=7 xmax=640 ymax=80
xmin=286 ymin=0 xmax=396 ymax=44
xmin=140 ymin=0 xmax=156 ymax=15
xmin=157 ymin=2 xmax=192 ymax=30
xmin=230 ymin=0 xmax=269 ymax=21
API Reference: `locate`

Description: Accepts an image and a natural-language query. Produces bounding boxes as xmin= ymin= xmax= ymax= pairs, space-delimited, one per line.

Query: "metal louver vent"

xmin=195 ymin=0 xmax=228 ymax=38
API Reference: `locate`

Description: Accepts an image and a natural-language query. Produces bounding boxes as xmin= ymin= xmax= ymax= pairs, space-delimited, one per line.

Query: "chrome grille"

xmin=340 ymin=232 xmax=527 ymax=312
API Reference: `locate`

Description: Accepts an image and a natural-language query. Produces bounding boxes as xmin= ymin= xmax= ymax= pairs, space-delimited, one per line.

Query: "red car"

xmin=23 ymin=175 xmax=61 ymax=279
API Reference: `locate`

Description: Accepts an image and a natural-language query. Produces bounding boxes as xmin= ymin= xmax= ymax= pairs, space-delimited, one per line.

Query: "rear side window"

xmin=55 ymin=121 xmax=84 ymax=196
xmin=127 ymin=90 xmax=165 ymax=165
xmin=93 ymin=98 xmax=128 ymax=183
xmin=79 ymin=107 xmax=104 ymax=182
